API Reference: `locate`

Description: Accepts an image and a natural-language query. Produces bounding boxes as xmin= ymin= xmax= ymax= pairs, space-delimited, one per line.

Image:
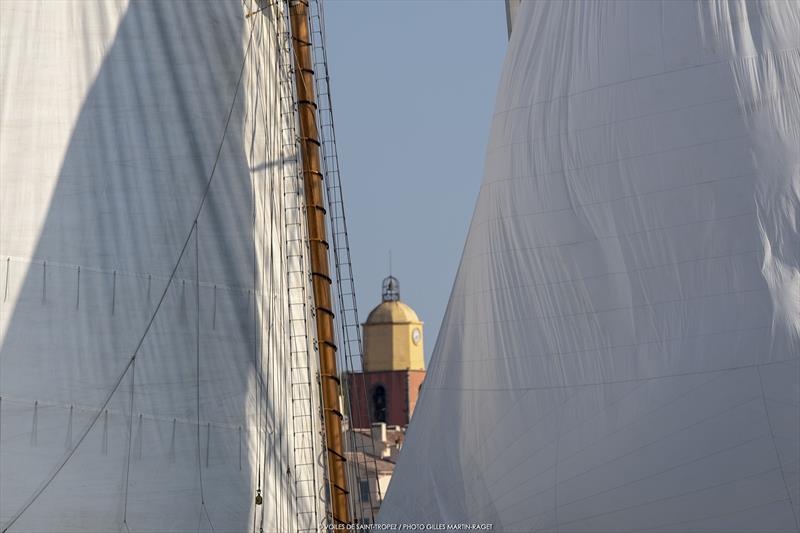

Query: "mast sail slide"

xmin=288 ymin=0 xmax=351 ymax=525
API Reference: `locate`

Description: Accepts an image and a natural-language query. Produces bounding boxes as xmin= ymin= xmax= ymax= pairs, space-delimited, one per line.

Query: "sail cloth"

xmin=0 ymin=1 xmax=326 ymax=531
xmin=380 ymin=1 xmax=799 ymax=531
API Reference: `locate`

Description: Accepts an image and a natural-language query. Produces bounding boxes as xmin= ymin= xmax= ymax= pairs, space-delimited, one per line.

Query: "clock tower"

xmin=348 ymin=276 xmax=426 ymax=428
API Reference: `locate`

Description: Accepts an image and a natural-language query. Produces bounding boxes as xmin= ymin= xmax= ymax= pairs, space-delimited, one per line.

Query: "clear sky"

xmin=322 ymin=0 xmax=508 ymax=362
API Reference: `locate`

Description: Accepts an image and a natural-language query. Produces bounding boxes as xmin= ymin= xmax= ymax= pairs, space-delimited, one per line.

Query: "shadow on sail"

xmin=1 ymin=1 xmax=296 ymax=531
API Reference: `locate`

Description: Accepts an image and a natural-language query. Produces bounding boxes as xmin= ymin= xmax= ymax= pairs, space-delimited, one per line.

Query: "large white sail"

xmin=380 ymin=1 xmax=799 ymax=531
xmin=0 ymin=1 xmax=328 ymax=531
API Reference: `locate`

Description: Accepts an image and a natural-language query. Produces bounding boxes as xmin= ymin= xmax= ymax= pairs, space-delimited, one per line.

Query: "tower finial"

xmin=382 ymin=275 xmax=400 ymax=302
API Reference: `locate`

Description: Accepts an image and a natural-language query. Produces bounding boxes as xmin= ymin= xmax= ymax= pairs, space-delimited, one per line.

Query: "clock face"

xmin=412 ymin=328 xmax=421 ymax=345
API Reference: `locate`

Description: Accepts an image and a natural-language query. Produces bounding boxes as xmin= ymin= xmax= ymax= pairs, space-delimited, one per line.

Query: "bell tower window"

xmin=372 ymin=384 xmax=387 ymax=423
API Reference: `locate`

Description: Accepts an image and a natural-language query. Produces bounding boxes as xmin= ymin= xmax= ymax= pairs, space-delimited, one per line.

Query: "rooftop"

xmin=364 ymin=300 xmax=421 ymax=325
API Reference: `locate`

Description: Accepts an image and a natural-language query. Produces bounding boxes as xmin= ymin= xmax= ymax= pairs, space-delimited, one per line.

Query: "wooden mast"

xmin=288 ymin=0 xmax=350 ymax=524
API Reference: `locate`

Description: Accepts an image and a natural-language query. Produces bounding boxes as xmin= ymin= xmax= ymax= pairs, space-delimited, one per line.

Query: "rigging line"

xmin=260 ymin=53 xmax=270 ymax=533
xmin=276 ymin=0 xmax=300 ymax=526
xmin=201 ymin=501 xmax=217 ymax=533
xmin=314 ymin=119 xmax=369 ymax=524
xmin=248 ymin=0 xmax=262 ymax=495
xmin=261 ymin=54 xmax=270 ymax=533
xmin=266 ymin=82 xmax=279 ymax=533
xmin=0 ymin=21 xmax=258 ymax=533
xmin=257 ymin=19 xmax=278 ymax=523
xmin=278 ymin=0 xmax=328 ymax=524
xmin=311 ymin=0 xmax=382 ymax=518
xmin=245 ymin=12 xmax=273 ymax=531
xmin=257 ymin=6 xmax=283 ymax=531
xmin=273 ymin=130 xmax=290 ymax=532
xmin=263 ymin=18 xmax=291 ymax=519
xmin=265 ymin=191 xmax=275 ymax=532
xmin=272 ymin=12 xmax=295 ymax=524
xmin=195 ymin=222 xmax=205 ymax=505
xmin=122 ymin=355 xmax=137 ymax=524
xmin=252 ymin=119 xmax=262 ymax=516
xmin=262 ymin=3 xmax=282 ymax=530
xmin=269 ymin=122 xmax=287 ymax=530
xmin=266 ymin=13 xmax=290 ymax=530
xmin=247 ymin=14 xmax=276 ymax=532
xmin=252 ymin=102 xmax=261 ymax=503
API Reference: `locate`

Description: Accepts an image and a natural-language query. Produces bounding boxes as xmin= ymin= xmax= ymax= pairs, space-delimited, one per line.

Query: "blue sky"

xmin=322 ymin=0 xmax=508 ymax=362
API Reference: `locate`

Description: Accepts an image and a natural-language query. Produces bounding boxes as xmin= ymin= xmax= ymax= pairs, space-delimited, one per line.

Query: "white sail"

xmin=380 ymin=1 xmax=799 ymax=531
xmin=0 ymin=1 xmax=328 ymax=531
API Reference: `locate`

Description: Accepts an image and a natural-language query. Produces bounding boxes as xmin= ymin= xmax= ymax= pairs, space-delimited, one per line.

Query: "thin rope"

xmin=203 ymin=503 xmax=217 ymax=533
xmin=243 ymin=8 xmax=279 ymax=530
xmin=247 ymin=0 xmax=262 ymax=510
xmin=260 ymin=14 xmax=282 ymax=521
xmin=0 ymin=21 xmax=257 ymax=533
xmin=275 ymin=1 xmax=301 ymax=529
xmin=273 ymin=7 xmax=297 ymax=531
xmin=195 ymin=222 xmax=205 ymax=505
xmin=267 ymin=87 xmax=282 ymax=532
xmin=247 ymin=18 xmax=262 ymax=533
xmin=260 ymin=17 xmax=272 ymax=533
xmin=312 ymin=0 xmax=382 ymax=519
xmin=122 ymin=356 xmax=137 ymax=524
xmin=258 ymin=10 xmax=269 ymax=527
xmin=264 ymin=10 xmax=289 ymax=527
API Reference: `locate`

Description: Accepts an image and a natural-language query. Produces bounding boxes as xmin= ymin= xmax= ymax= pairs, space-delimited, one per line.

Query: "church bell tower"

xmin=348 ymin=276 xmax=426 ymax=428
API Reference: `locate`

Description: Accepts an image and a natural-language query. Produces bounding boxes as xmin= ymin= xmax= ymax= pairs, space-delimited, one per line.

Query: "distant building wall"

xmin=348 ymin=370 xmax=426 ymax=428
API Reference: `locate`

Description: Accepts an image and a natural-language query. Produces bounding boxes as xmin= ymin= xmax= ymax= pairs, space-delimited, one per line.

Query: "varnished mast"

xmin=288 ymin=0 xmax=350 ymax=525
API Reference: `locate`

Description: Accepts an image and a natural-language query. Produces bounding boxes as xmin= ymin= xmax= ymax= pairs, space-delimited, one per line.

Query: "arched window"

xmin=371 ymin=384 xmax=387 ymax=423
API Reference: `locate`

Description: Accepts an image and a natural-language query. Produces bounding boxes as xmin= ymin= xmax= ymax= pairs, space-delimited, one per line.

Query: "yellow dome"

xmin=365 ymin=300 xmax=421 ymax=325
